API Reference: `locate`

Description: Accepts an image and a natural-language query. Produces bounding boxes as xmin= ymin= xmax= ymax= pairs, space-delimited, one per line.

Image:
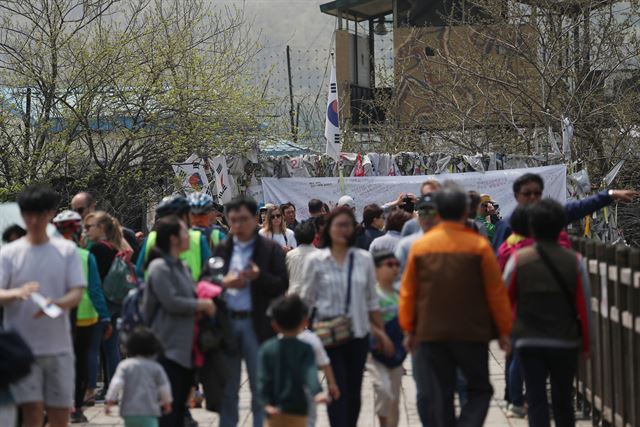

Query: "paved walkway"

xmin=82 ymin=343 xmax=592 ymax=426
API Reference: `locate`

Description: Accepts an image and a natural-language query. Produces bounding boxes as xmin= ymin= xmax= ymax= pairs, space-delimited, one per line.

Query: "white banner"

xmin=209 ymin=156 xmax=235 ymax=204
xmin=172 ymin=154 xmax=210 ymax=193
xmin=262 ymin=165 xmax=567 ymax=220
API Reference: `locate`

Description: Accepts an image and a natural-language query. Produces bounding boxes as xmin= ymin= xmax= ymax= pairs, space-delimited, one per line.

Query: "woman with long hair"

xmin=300 ymin=206 xmax=393 ymax=427
xmin=259 ymin=206 xmax=297 ymax=253
xmin=83 ymin=211 xmax=128 ymax=401
xmin=143 ymin=215 xmax=215 ymax=427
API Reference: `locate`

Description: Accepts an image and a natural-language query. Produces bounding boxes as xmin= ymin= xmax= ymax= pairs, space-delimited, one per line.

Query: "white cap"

xmin=337 ymin=195 xmax=355 ymax=208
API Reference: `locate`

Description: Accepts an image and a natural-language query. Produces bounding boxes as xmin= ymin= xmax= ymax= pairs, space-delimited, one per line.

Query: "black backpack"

xmin=0 ymin=329 xmax=34 ymax=388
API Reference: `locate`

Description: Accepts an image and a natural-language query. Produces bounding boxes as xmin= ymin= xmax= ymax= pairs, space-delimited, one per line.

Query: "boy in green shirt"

xmin=258 ymin=295 xmax=327 ymax=427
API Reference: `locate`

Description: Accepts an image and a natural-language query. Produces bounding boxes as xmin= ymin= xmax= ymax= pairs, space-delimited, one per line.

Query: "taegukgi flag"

xmin=325 ymin=57 xmax=341 ymax=160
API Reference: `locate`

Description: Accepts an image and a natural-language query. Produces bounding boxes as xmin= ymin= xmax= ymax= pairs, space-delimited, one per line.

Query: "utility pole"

xmin=286 ymin=45 xmax=298 ymax=143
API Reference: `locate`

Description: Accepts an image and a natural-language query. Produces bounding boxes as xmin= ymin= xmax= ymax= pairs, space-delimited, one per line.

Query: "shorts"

xmin=265 ymin=412 xmax=307 ymax=427
xmin=10 ymin=353 xmax=75 ymax=408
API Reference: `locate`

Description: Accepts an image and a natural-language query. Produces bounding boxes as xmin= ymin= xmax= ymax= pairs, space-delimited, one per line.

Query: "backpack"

xmin=0 ymin=329 xmax=34 ymax=388
xmin=117 ymin=286 xmax=148 ymax=344
xmin=102 ymin=243 xmax=138 ymax=304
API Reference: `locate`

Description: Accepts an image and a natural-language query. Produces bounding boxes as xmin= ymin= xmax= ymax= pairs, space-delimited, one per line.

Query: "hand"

xmin=281 ymin=245 xmax=291 ymax=253
xmin=376 ymin=331 xmax=395 ymax=358
xmin=393 ymin=193 xmax=406 ymax=206
xmin=610 ymin=189 xmax=639 ymax=202
xmin=15 ymin=282 xmax=39 ymax=300
xmin=105 ymin=400 xmax=114 ymax=415
xmin=403 ymin=333 xmax=416 ymax=355
xmin=499 ymin=335 xmax=511 ymax=355
xmin=103 ymin=323 xmax=113 ymax=340
xmin=265 ymin=405 xmax=281 ymax=416
xmin=242 ymin=262 xmax=260 ymax=281
xmin=222 ymin=271 xmax=245 ymax=289
xmin=314 ymin=392 xmax=328 ymax=404
xmin=196 ymin=299 xmax=216 ymax=317
xmin=328 ymin=383 xmax=341 ymax=401
xmin=161 ymin=402 xmax=172 ymax=415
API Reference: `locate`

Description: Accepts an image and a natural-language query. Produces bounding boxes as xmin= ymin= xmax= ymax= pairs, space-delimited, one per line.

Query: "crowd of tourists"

xmin=0 ymin=176 xmax=637 ymax=427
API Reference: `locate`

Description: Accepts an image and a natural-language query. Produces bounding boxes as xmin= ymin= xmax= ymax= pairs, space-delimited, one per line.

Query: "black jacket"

xmin=213 ymin=233 xmax=289 ymax=343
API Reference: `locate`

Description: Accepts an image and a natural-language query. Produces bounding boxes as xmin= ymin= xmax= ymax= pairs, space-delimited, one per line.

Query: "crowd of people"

xmin=0 ymin=176 xmax=637 ymax=427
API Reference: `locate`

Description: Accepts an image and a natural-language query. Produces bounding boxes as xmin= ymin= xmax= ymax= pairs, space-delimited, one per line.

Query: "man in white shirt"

xmin=0 ymin=185 xmax=85 ymax=427
xmin=286 ymin=221 xmax=318 ymax=296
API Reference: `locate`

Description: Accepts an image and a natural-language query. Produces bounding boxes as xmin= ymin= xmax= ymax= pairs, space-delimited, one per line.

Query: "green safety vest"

xmin=76 ymin=248 xmax=99 ymax=326
xmin=144 ymin=229 xmax=202 ymax=281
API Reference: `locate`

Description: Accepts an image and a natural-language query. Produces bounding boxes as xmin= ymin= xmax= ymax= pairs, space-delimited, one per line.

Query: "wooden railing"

xmin=571 ymin=238 xmax=640 ymax=427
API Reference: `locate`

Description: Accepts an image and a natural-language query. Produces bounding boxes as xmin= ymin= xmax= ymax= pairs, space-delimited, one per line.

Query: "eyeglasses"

xmin=271 ymin=214 xmax=282 ymax=219
xmin=74 ymin=207 xmax=86 ymax=215
xmin=519 ymin=191 xmax=542 ymax=197
xmin=383 ymin=260 xmax=400 ymax=268
xmin=481 ymin=202 xmax=492 ymax=208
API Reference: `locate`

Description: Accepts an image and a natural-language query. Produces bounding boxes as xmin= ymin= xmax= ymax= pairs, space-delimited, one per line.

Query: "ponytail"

xmin=86 ymin=211 xmax=123 ymax=251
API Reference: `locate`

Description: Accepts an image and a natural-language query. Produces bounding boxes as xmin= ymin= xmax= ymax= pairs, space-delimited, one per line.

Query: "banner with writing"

xmin=262 ymin=164 xmax=567 ymax=220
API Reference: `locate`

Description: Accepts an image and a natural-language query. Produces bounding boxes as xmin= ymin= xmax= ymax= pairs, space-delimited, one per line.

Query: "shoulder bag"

xmin=312 ymin=253 xmax=355 ymax=348
xmin=536 ymin=245 xmax=582 ymax=337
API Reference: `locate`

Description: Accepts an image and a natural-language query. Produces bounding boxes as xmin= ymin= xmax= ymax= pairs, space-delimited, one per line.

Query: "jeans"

xmin=100 ymin=314 xmax=121 ymax=390
xmin=325 ymin=336 xmax=369 ymax=427
xmin=88 ymin=321 xmax=105 ymax=389
xmin=219 ymin=318 xmax=263 ymax=427
xmin=413 ymin=356 xmax=469 ymax=427
xmin=417 ymin=342 xmax=493 ymax=427
xmin=518 ymin=347 xmax=578 ymax=427
xmin=159 ymin=358 xmax=195 ymax=427
xmin=508 ymin=350 xmax=524 ymax=406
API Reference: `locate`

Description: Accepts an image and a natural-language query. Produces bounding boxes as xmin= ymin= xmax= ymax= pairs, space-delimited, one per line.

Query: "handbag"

xmin=313 ymin=253 xmax=355 ymax=348
xmin=535 ymin=245 xmax=582 ymax=337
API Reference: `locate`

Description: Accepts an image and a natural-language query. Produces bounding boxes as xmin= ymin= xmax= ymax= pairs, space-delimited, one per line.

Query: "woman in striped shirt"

xmin=300 ymin=206 xmax=393 ymax=427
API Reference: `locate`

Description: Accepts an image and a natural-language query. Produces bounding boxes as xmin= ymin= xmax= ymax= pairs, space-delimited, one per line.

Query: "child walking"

xmin=368 ymin=251 xmax=408 ymax=427
xmin=258 ymin=295 xmax=327 ymax=427
xmin=105 ymin=328 xmax=173 ymax=427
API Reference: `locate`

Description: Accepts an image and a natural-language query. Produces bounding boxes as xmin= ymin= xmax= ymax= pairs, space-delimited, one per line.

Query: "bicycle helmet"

xmin=155 ymin=195 xmax=190 ymax=218
xmin=187 ymin=192 xmax=214 ymax=215
xmin=53 ymin=210 xmax=82 ymax=223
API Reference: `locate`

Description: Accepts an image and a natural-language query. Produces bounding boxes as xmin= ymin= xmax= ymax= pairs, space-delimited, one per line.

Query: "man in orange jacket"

xmin=400 ymin=183 xmax=512 ymax=427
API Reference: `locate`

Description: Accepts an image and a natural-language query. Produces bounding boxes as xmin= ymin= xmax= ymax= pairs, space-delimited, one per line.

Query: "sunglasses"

xmin=418 ymin=209 xmax=436 ymax=217
xmin=74 ymin=207 xmax=86 ymax=215
xmin=519 ymin=191 xmax=542 ymax=197
xmin=84 ymin=223 xmax=96 ymax=230
xmin=383 ymin=260 xmax=400 ymax=268
xmin=271 ymin=214 xmax=282 ymax=219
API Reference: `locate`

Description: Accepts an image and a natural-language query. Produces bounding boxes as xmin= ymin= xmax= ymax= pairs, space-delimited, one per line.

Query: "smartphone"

xmin=403 ymin=197 xmax=415 ymax=213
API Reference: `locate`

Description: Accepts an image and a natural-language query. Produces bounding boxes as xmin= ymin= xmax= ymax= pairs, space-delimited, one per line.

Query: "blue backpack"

xmin=117 ymin=286 xmax=148 ymax=343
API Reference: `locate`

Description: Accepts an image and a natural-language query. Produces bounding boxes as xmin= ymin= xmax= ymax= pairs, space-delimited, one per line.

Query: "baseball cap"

xmin=337 ymin=195 xmax=355 ymax=209
xmin=416 ymin=194 xmax=436 ymax=210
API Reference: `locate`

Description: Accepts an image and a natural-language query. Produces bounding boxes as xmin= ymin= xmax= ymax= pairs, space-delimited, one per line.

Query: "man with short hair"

xmin=285 ymin=221 xmax=318 ymax=296
xmin=214 ymin=196 xmax=289 ymax=427
xmin=401 ymin=180 xmax=442 ymax=236
xmin=307 ymin=199 xmax=324 ymax=219
xmin=492 ymin=173 xmax=638 ymax=251
xmin=281 ymin=203 xmax=298 ymax=231
xmin=400 ymin=183 xmax=512 ymax=427
xmin=1 ymin=185 xmax=86 ymax=427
